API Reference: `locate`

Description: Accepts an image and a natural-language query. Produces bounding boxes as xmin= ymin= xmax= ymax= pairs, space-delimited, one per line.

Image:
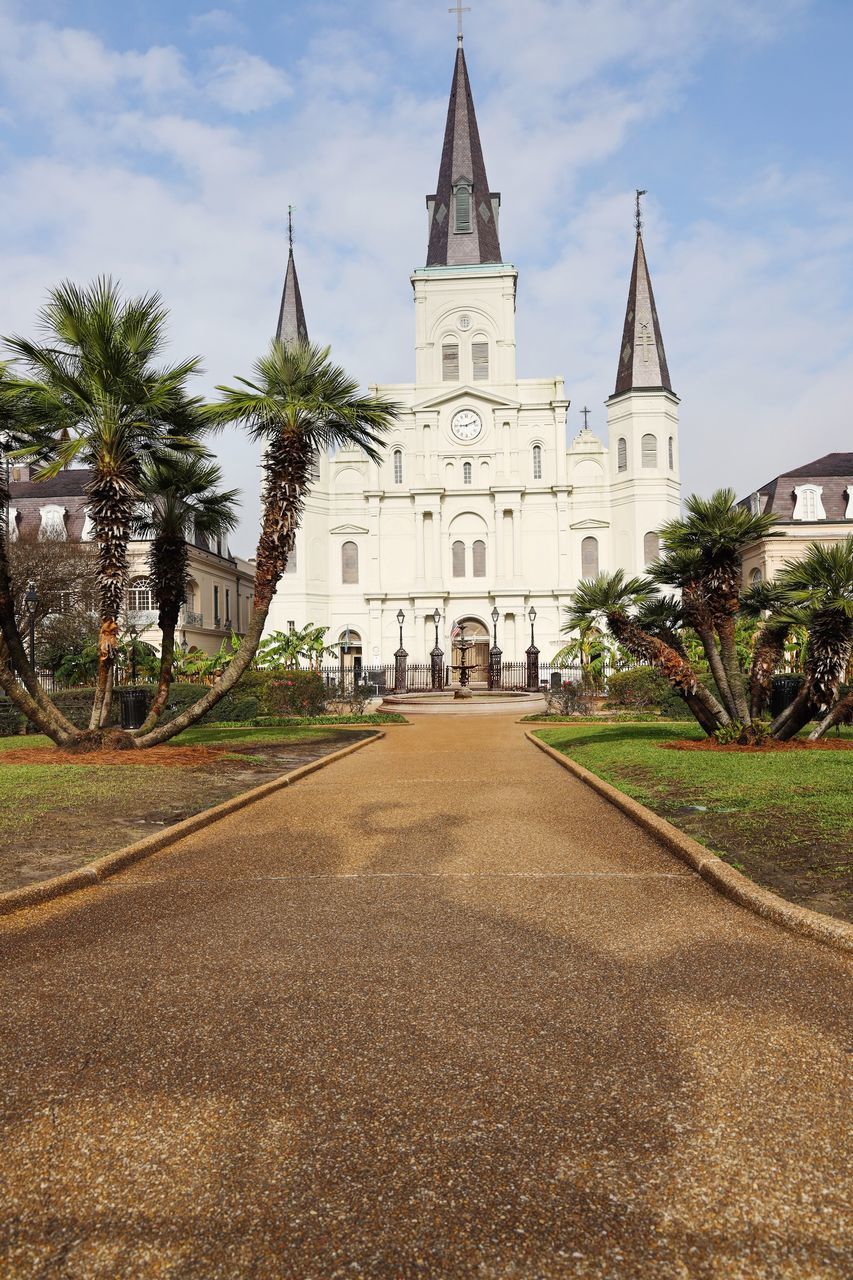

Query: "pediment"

xmin=570 ymin=518 xmax=610 ymax=530
xmin=330 ymin=523 xmax=369 ymax=535
xmin=415 ymin=384 xmax=520 ymax=411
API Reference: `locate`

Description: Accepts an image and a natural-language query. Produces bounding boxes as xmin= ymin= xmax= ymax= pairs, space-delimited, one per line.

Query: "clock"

xmin=451 ymin=409 xmax=482 ymax=442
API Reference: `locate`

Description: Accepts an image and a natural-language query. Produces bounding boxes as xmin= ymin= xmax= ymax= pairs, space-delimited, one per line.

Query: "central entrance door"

xmin=451 ymin=618 xmax=490 ymax=686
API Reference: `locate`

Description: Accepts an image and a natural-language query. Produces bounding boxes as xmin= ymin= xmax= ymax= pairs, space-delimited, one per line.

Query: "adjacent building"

xmin=740 ymin=452 xmax=853 ymax=585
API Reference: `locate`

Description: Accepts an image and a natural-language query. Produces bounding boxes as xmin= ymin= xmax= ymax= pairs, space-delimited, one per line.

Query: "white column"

xmin=415 ymin=510 xmax=425 ymax=583
xmin=512 ymin=504 xmax=522 ymax=583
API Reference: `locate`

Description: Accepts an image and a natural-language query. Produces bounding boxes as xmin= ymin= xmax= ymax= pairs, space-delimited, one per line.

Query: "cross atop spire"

xmin=581 ymin=406 xmax=591 ymax=429
xmin=614 ymin=192 xmax=672 ymax=396
xmin=449 ymin=3 xmax=471 ymax=43
xmin=276 ymin=209 xmax=309 ymax=347
xmin=635 ymin=188 xmax=647 ymax=235
xmin=288 ymin=204 xmax=294 ymax=251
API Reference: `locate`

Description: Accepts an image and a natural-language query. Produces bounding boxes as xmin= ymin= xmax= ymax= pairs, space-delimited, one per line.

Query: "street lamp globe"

xmin=24 ymin=581 xmax=38 ymax=616
xmin=491 ymin=606 xmax=499 ymax=625
xmin=396 ymin=609 xmax=405 ymax=627
xmin=528 ymin=606 xmax=537 ymax=624
xmin=432 ymin=607 xmax=441 ymax=627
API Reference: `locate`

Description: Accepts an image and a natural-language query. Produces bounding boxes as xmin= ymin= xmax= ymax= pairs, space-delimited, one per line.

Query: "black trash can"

xmin=769 ymin=674 xmax=802 ymax=720
xmin=118 ymin=687 xmax=149 ymax=730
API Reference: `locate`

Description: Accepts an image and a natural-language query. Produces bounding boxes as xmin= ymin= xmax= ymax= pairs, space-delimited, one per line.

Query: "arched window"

xmin=463 ymin=461 xmax=473 ymax=485
xmin=532 ymin=444 xmax=542 ymax=480
xmin=617 ymin=438 xmax=627 ymax=472
xmin=442 ymin=340 xmax=460 ymax=381
xmin=581 ymin=536 xmax=599 ymax=580
xmin=641 ymin=434 xmax=658 ymax=468
xmin=393 ymin=449 xmax=403 ymax=484
xmin=668 ymin=436 xmax=674 ymax=470
xmin=471 ymin=339 xmax=489 ymax=381
xmin=472 ymin=540 xmax=486 ymax=578
xmin=341 ymin=540 xmax=359 ymax=584
xmin=643 ymin=532 xmax=660 ymax=565
xmin=452 ymin=540 xmax=466 ymax=578
xmin=454 ymin=183 xmax=471 ymax=232
xmin=792 ymin=485 xmax=825 ymax=521
xmin=749 ymin=567 xmax=763 ymax=585
xmin=127 ymin=577 xmax=153 ymax=612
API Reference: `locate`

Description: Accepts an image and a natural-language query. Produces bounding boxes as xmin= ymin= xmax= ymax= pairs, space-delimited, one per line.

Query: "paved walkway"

xmin=1 ymin=715 xmax=849 ymax=1279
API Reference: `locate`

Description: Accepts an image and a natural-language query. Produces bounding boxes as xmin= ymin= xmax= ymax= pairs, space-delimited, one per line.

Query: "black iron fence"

xmin=318 ymin=658 xmax=634 ymax=695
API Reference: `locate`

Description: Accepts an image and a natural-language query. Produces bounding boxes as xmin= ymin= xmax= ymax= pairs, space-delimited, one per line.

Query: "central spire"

xmin=276 ymin=207 xmax=309 ymax=346
xmin=425 ymin=44 xmax=502 ymax=268
xmin=614 ymin=193 xmax=672 ymax=395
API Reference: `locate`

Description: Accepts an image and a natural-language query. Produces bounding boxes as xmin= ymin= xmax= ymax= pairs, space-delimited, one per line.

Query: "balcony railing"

xmin=183 ymin=610 xmax=204 ymax=627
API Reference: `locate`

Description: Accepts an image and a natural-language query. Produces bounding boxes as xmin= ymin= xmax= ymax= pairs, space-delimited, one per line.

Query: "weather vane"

xmin=449 ymin=3 xmax=471 ymax=43
xmin=288 ymin=205 xmax=294 ymax=251
xmin=635 ymin=188 xmax=647 ymax=235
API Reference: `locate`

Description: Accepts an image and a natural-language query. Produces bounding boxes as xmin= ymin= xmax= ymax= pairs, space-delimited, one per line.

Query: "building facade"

xmin=8 ymin=465 xmax=255 ymax=656
xmin=266 ymin=39 xmax=682 ymax=676
xmin=740 ymin=453 xmax=853 ymax=585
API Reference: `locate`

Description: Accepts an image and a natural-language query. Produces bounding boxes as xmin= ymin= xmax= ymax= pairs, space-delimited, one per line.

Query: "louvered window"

xmin=393 ymin=449 xmax=403 ymax=484
xmin=641 ymin=434 xmax=658 ymax=468
xmin=285 ymin=544 xmax=297 ymax=574
xmin=455 ymin=185 xmax=471 ymax=232
xmin=581 ymin=536 xmax=599 ymax=580
xmin=442 ymin=341 xmax=460 ymax=381
xmin=342 ymin=540 xmax=359 ymax=584
xmin=452 ymin=540 xmax=466 ymax=578
xmin=472 ymin=341 xmax=489 ymax=381
xmin=472 ymin=540 xmax=486 ymax=578
xmin=643 ymin=532 xmax=660 ymax=565
xmin=463 ymin=461 xmax=472 ymax=485
xmin=532 ymin=444 xmax=542 ymax=480
xmin=668 ymin=437 xmax=674 ymax=470
xmin=617 ymin=438 xmax=627 ymax=472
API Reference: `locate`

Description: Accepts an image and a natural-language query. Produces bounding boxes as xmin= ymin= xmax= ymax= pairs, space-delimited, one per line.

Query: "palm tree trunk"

xmin=607 ymin=613 xmax=728 ymax=735
xmin=808 ymin=690 xmax=853 ymax=740
xmin=0 ymin=644 xmax=78 ymax=744
xmin=99 ymin=664 xmax=115 ymax=729
xmin=87 ymin=472 xmax=137 ymax=730
xmin=693 ymin=622 xmax=739 ymax=720
xmin=749 ymin=622 xmax=789 ymax=719
xmin=771 ymin=615 xmax=852 ymax=741
xmin=715 ymin=615 xmax=751 ymax=722
xmin=135 ymin=602 xmax=179 ymax=734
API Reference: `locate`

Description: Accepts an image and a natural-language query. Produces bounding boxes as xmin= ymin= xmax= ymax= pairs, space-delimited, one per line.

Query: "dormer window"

xmin=846 ymin=488 xmax=853 ymax=520
xmin=792 ymin=484 xmax=825 ymax=521
xmin=453 ymin=181 xmax=472 ymax=233
xmin=39 ymin=504 xmax=67 ymax=540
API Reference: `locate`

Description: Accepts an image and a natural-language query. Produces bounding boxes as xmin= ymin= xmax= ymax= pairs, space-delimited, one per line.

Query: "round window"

xmin=458 ymin=314 xmax=472 ymax=331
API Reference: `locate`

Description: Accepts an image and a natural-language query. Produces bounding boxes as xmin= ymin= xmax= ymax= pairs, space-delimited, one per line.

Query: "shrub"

xmin=606 ymin=667 xmax=686 ymax=718
xmin=265 ymin=669 xmax=327 ymax=717
xmin=545 ymin=679 xmax=597 ymax=717
xmin=323 ymin=679 xmax=370 ymax=717
xmin=0 ymin=696 xmax=25 ymax=737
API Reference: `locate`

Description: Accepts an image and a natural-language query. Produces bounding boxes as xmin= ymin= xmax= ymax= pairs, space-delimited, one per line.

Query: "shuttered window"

xmin=532 ymin=444 xmax=542 ymax=480
xmin=617 ymin=438 xmax=627 ymax=472
xmin=472 ymin=341 xmax=489 ymax=381
xmin=581 ymin=536 xmax=599 ymax=580
xmin=455 ymin=185 xmax=471 ymax=232
xmin=393 ymin=449 xmax=403 ymax=484
xmin=342 ymin=540 xmax=359 ymax=584
xmin=472 ymin=540 xmax=486 ymax=578
xmin=452 ymin=540 xmax=465 ymax=578
xmin=463 ymin=461 xmax=472 ymax=485
xmin=643 ymin=532 xmax=660 ymax=565
xmin=442 ymin=341 xmax=460 ymax=381
xmin=641 ymin=434 xmax=658 ymax=467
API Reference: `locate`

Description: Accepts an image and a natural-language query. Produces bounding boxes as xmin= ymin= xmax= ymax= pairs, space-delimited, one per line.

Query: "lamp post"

xmin=526 ymin=604 xmax=540 ymax=692
xmin=458 ymin=620 xmax=469 ymax=688
xmin=24 ymin=580 xmax=38 ymax=669
xmin=394 ymin=608 xmax=408 ymax=692
xmin=430 ymin=607 xmax=444 ymax=690
xmin=340 ymin=625 xmax=351 ymax=690
xmin=489 ymin=605 xmax=502 ymax=690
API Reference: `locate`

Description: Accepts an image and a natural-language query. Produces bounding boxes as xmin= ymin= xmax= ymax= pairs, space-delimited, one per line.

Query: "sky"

xmin=1 ymin=0 xmax=851 ymax=555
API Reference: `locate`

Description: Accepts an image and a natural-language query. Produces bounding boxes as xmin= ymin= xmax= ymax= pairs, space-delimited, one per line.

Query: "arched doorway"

xmin=451 ymin=617 xmax=490 ymax=686
xmin=338 ymin=628 xmax=363 ymax=679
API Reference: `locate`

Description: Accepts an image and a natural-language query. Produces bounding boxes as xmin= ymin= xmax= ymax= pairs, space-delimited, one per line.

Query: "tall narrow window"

xmin=393 ymin=449 xmax=403 ymax=484
xmin=532 ymin=444 xmax=542 ymax=480
xmin=463 ymin=461 xmax=473 ymax=485
xmin=472 ymin=340 xmax=489 ymax=381
xmin=342 ymin=540 xmax=359 ymax=584
xmin=617 ymin=438 xmax=627 ymax=472
xmin=442 ymin=340 xmax=460 ymax=381
xmin=454 ymin=184 xmax=471 ymax=232
xmin=285 ymin=544 xmax=297 ymax=573
xmin=643 ymin=532 xmax=660 ymax=565
xmin=641 ymin=434 xmax=658 ymax=468
xmin=213 ymin=585 xmax=221 ymax=624
xmin=452 ymin=540 xmax=466 ymax=578
xmin=472 ymin=540 xmax=486 ymax=578
xmin=668 ymin=436 xmax=674 ymax=470
xmin=581 ymin=536 xmax=599 ymax=580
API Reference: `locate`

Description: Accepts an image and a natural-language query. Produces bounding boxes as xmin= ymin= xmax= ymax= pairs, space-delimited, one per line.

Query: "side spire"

xmin=276 ymin=206 xmax=309 ymax=346
xmin=426 ymin=43 xmax=502 ymax=268
xmin=614 ymin=191 xmax=672 ymax=395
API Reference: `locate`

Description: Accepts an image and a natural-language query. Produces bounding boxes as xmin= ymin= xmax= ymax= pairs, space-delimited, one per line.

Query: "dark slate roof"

xmin=613 ymin=232 xmax=673 ymax=396
xmin=426 ymin=46 xmax=502 ymax=268
xmin=9 ymin=467 xmax=93 ymax=499
xmin=782 ymin=452 xmax=853 ymax=479
xmin=747 ymin=453 xmax=853 ymax=521
xmin=276 ymin=247 xmax=309 ymax=346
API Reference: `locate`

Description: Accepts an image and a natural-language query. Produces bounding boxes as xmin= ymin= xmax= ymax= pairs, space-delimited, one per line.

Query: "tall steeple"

xmin=276 ymin=208 xmax=309 ymax=345
xmin=425 ymin=42 xmax=502 ymax=268
xmin=614 ymin=193 xmax=672 ymax=395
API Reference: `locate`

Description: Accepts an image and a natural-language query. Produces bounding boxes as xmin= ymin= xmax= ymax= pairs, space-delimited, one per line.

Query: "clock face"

xmin=451 ymin=409 xmax=482 ymax=442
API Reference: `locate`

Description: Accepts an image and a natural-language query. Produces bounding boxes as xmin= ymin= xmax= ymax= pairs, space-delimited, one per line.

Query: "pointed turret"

xmin=276 ymin=212 xmax=309 ymax=345
xmin=614 ymin=204 xmax=672 ymax=395
xmin=426 ymin=44 xmax=502 ymax=268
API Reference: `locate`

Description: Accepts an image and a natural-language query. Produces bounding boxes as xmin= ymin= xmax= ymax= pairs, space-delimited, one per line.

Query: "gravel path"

xmin=1 ymin=714 xmax=849 ymax=1279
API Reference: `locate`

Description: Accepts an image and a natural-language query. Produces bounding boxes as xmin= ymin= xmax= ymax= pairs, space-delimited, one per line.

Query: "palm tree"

xmin=567 ymin=571 xmax=728 ymax=735
xmin=134 ymin=339 xmax=399 ymax=747
xmin=134 ymin=452 xmax=240 ymax=732
xmin=739 ymin=580 xmax=792 ymax=719
xmin=3 ymin=278 xmax=204 ymax=737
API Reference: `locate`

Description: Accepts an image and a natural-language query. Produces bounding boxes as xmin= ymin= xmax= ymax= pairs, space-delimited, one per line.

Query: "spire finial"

xmin=449 ymin=3 xmax=471 ymax=43
xmin=288 ymin=205 xmax=294 ymax=252
xmin=635 ymin=188 xmax=647 ymax=235
xmin=581 ymin=406 xmax=591 ymax=430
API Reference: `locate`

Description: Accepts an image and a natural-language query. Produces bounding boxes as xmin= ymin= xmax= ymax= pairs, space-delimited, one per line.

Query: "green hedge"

xmin=0 ymin=696 xmax=25 ymax=737
xmin=606 ymin=667 xmax=688 ymax=719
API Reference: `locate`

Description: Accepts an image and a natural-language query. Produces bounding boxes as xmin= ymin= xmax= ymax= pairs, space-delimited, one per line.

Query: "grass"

xmin=535 ymin=722 xmax=853 ymax=920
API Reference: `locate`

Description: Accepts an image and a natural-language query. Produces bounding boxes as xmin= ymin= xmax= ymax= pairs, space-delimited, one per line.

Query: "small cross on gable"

xmin=636 ymin=322 xmax=655 ymax=363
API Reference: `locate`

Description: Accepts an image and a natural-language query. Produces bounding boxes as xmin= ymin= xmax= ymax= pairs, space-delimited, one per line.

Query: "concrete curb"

xmin=526 ymin=731 xmax=853 ymax=954
xmin=0 ymin=731 xmax=382 ymax=921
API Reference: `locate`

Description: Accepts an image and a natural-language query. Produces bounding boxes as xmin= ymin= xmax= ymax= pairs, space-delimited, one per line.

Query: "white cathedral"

xmin=266 ymin=37 xmax=681 ymax=679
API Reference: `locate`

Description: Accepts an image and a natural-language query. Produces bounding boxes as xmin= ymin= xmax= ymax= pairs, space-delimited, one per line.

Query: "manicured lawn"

xmin=536 ymin=722 xmax=853 ymax=921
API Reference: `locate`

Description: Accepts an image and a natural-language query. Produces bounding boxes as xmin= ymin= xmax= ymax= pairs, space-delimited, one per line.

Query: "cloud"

xmin=189 ymin=8 xmax=247 ymax=41
xmin=204 ymin=47 xmax=292 ymax=113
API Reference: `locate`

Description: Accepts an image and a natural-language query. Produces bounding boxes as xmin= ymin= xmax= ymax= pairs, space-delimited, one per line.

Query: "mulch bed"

xmin=0 ymin=745 xmax=229 ymax=768
xmin=662 ymin=738 xmax=853 ymax=753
